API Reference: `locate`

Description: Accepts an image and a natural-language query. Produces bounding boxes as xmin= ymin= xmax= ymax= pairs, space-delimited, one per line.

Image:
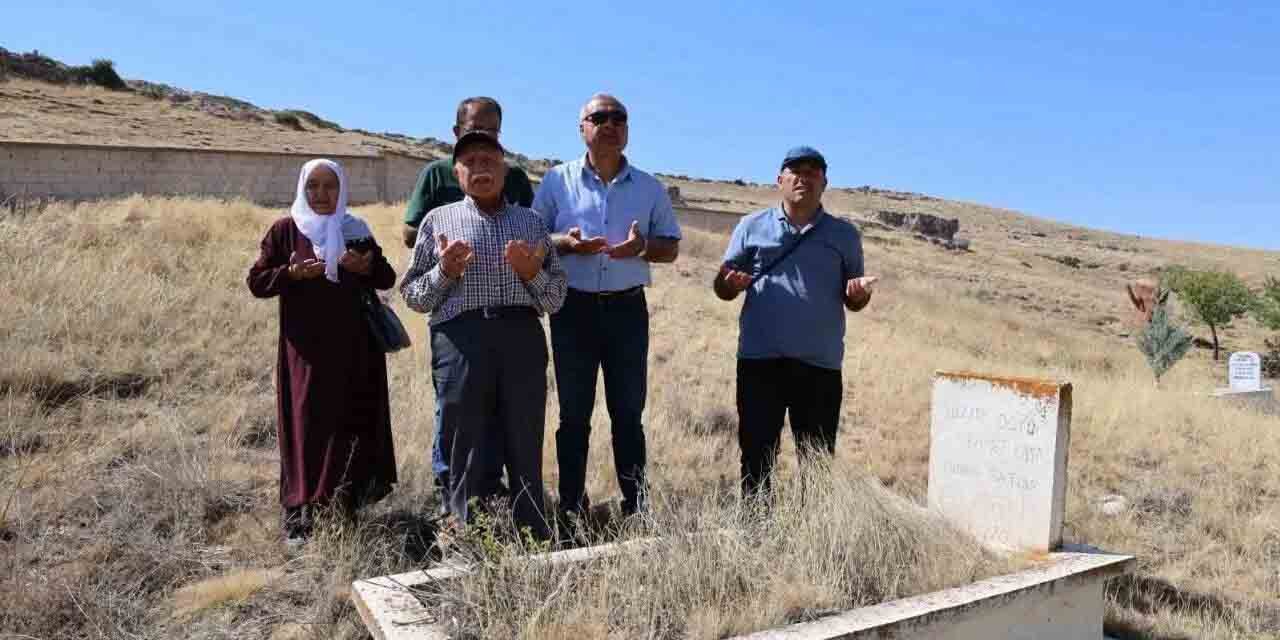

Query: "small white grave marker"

xmin=1228 ymin=352 xmax=1262 ymax=392
xmin=928 ymin=371 xmax=1072 ymax=552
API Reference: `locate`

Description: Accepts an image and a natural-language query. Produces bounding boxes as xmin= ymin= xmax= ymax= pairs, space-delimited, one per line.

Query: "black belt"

xmin=456 ymin=305 xmax=538 ymax=321
xmin=568 ymin=286 xmax=643 ymax=298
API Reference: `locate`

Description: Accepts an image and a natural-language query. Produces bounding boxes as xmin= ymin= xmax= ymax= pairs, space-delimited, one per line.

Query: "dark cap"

xmin=781 ymin=146 xmax=827 ymax=171
xmin=452 ymin=130 xmax=505 ymax=163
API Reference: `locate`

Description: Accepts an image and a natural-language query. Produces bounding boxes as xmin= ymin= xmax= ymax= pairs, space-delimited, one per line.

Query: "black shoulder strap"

xmin=749 ymin=215 xmax=824 ymax=286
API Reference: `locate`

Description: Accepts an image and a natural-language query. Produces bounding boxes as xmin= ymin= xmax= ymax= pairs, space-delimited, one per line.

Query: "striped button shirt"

xmin=400 ymin=198 xmax=567 ymax=326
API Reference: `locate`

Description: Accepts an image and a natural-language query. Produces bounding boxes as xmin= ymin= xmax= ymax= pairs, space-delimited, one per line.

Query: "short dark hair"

xmin=456 ymin=97 xmax=502 ymax=127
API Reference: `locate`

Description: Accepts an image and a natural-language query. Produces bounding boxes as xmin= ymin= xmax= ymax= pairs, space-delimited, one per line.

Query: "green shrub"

xmin=273 ymin=112 xmax=305 ymax=131
xmin=1262 ymin=337 xmax=1280 ymax=379
xmin=137 ymin=84 xmax=166 ymax=100
xmin=286 ymin=109 xmax=343 ymax=131
xmin=1136 ymin=288 xmax=1194 ymax=386
xmin=1252 ymin=277 xmax=1280 ymax=331
xmin=71 ymin=58 xmax=127 ymax=91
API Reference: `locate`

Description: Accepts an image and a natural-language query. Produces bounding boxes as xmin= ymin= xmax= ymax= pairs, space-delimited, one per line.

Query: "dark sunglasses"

xmin=583 ymin=110 xmax=628 ymax=126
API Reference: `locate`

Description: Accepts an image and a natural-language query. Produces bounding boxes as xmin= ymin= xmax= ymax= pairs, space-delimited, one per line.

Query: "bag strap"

xmin=749 ymin=215 xmax=824 ymax=286
xmin=357 ymin=283 xmax=382 ymax=310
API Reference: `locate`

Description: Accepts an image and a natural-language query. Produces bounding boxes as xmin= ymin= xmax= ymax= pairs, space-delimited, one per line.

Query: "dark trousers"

xmin=431 ymin=388 xmax=505 ymax=493
xmin=736 ymin=358 xmax=842 ymax=498
xmin=551 ymin=288 xmax=649 ymax=515
xmin=431 ymin=309 xmax=550 ymax=538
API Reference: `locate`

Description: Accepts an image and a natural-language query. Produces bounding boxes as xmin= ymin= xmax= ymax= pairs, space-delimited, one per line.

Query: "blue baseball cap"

xmin=781 ymin=146 xmax=827 ymax=171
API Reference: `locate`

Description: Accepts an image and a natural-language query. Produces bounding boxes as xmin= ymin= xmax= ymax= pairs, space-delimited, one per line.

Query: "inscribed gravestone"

xmin=928 ymin=371 xmax=1072 ymax=552
xmin=1228 ymin=352 xmax=1262 ymax=392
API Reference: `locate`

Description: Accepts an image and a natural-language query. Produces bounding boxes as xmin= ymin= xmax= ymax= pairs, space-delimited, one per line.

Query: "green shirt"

xmin=402 ymin=157 xmax=536 ymax=228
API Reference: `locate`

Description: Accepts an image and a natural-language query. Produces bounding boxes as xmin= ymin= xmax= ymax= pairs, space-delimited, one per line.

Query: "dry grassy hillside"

xmin=0 ymin=77 xmax=441 ymax=157
xmin=1 ymin=194 xmax=1277 ymax=639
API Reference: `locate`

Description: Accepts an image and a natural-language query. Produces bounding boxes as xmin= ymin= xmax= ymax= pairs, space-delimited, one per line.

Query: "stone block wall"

xmin=0 ymin=141 xmax=432 ymax=205
xmin=383 ymin=151 xmax=430 ymax=202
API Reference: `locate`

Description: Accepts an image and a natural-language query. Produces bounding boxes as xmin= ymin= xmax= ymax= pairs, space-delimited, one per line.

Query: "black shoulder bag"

xmin=748 ymin=217 xmax=824 ymax=286
xmin=361 ymin=289 xmax=412 ymax=353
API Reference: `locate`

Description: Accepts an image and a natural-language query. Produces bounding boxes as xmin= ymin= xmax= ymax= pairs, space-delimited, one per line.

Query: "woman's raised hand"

xmin=288 ymin=251 xmax=326 ymax=280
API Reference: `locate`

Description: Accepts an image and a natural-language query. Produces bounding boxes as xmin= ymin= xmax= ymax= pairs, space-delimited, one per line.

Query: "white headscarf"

xmin=290 ymin=158 xmax=350 ymax=283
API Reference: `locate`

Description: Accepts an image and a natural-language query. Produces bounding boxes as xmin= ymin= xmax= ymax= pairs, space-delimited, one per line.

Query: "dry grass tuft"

xmin=427 ymin=463 xmax=1014 ymax=639
xmin=172 ymin=568 xmax=284 ymax=619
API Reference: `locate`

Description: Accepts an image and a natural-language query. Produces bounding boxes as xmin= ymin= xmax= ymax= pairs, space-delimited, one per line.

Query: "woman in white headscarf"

xmin=247 ymin=159 xmax=398 ymax=543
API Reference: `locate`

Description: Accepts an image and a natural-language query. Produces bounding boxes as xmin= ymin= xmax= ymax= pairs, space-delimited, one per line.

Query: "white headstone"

xmin=928 ymin=371 xmax=1072 ymax=552
xmin=1228 ymin=352 xmax=1262 ymax=392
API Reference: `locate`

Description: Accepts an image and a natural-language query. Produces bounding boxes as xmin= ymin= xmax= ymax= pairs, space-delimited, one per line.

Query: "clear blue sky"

xmin=5 ymin=2 xmax=1278 ymax=249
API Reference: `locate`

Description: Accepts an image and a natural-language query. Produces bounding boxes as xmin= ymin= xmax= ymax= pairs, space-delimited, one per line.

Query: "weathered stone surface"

xmin=927 ymin=371 xmax=1072 ymax=552
xmin=1210 ymin=387 xmax=1276 ymax=414
xmin=734 ymin=550 xmax=1131 ymax=640
xmin=0 ymin=141 xmax=427 ymax=204
xmin=1095 ymin=494 xmax=1129 ymax=517
xmin=873 ymin=210 xmax=960 ymax=240
xmin=1228 ymin=351 xmax=1262 ymax=392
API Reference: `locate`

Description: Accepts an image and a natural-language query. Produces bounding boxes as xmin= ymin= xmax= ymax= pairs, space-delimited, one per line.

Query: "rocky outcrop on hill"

xmin=865 ymin=210 xmax=970 ymax=251
xmin=1 ymin=48 xmax=73 ymax=83
xmin=873 ymin=210 xmax=960 ymax=240
xmin=0 ymin=48 xmax=126 ymax=89
xmin=840 ymin=185 xmax=940 ymax=202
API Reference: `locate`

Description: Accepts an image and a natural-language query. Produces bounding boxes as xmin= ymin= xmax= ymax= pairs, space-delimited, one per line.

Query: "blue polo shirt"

xmin=723 ymin=206 xmax=864 ymax=370
xmin=533 ymin=156 xmax=682 ymax=293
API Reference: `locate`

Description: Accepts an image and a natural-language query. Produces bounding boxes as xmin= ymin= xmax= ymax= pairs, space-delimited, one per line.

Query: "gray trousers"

xmin=431 ymin=307 xmax=550 ymax=539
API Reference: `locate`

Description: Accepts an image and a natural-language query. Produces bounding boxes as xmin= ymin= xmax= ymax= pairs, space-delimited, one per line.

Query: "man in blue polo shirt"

xmin=534 ymin=93 xmax=682 ymax=517
xmin=714 ymin=146 xmax=877 ymax=499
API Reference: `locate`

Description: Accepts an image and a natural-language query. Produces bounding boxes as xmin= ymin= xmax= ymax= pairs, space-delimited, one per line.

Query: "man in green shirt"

xmin=401 ymin=96 xmax=536 ymax=248
xmin=402 ymin=96 xmax=535 ymax=502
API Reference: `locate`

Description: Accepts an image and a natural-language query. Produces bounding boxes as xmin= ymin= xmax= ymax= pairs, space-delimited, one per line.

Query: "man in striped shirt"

xmin=401 ymin=130 xmax=567 ymax=537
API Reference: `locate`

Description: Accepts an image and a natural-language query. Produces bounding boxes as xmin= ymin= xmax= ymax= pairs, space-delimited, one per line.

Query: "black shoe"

xmin=282 ymin=505 xmax=313 ymax=545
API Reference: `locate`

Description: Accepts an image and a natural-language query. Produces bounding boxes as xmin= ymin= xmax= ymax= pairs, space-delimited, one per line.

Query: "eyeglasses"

xmin=583 ymin=110 xmax=628 ymax=126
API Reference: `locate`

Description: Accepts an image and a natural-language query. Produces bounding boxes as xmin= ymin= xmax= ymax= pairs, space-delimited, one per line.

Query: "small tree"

xmin=1163 ymin=267 xmax=1255 ymax=361
xmin=1136 ymin=288 xmax=1194 ymax=386
xmin=1253 ymin=276 xmax=1280 ymax=330
xmin=1254 ymin=277 xmax=1280 ymax=378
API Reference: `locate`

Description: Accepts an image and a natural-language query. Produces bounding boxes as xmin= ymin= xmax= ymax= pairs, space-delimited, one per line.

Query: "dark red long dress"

xmin=247 ymin=217 xmax=398 ymax=509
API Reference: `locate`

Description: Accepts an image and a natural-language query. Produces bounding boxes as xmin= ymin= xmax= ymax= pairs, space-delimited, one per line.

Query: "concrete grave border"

xmin=352 ymin=540 xmax=1133 ymax=640
xmin=352 ymin=537 xmax=664 ymax=640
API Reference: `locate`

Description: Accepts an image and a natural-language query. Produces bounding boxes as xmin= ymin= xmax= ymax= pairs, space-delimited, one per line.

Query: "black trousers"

xmin=736 ymin=357 xmax=842 ymax=498
xmin=431 ymin=308 xmax=550 ymax=539
xmin=550 ymin=288 xmax=650 ymax=515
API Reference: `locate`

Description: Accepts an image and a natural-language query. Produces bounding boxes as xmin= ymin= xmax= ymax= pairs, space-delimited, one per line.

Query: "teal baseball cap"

xmin=781 ymin=146 xmax=827 ymax=171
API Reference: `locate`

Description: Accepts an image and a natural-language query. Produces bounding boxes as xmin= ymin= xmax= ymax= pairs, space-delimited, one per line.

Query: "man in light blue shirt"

xmin=714 ymin=146 xmax=876 ymax=500
xmin=533 ymin=93 xmax=682 ymax=518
